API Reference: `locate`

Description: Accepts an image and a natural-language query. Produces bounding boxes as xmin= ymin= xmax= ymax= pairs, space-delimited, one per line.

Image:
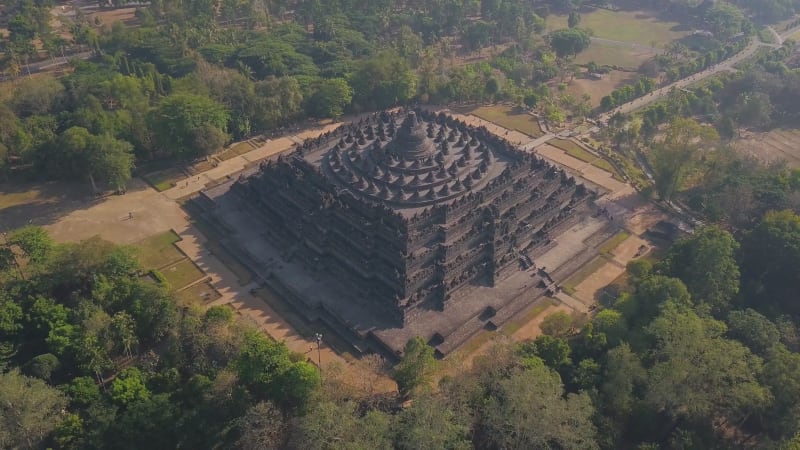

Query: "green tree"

xmin=593 ymin=309 xmax=627 ymax=346
xmin=600 ymin=343 xmax=645 ymax=419
xmin=292 ymin=400 xmax=392 ymax=450
xmin=741 ymin=210 xmax=800 ymax=315
xmin=0 ymin=370 xmax=68 ymax=450
xmin=650 ymin=118 xmax=719 ymax=201
xmin=235 ymin=401 xmax=288 ymax=450
xmin=10 ymin=76 xmax=64 ymax=117
xmin=111 ymin=312 xmax=138 ymax=358
xmin=21 ymin=353 xmax=60 ymax=381
xmin=8 ymin=225 xmax=53 ymax=263
xmin=393 ymin=337 xmax=437 ymax=398
xmin=540 ymin=310 xmax=573 ymax=337
xmin=531 ymin=334 xmax=572 ymax=370
xmin=393 ymin=394 xmax=471 ymax=450
xmin=111 ymin=368 xmax=151 ymax=406
xmin=549 ymin=28 xmax=591 ymax=59
xmin=645 ymin=305 xmax=770 ymax=433
xmin=349 ymin=52 xmax=417 ymax=110
xmin=660 ymin=226 xmax=740 ymax=313
xmin=762 ymin=346 xmax=800 ymax=439
xmin=149 ymin=94 xmax=229 ymax=159
xmin=727 ymin=309 xmax=781 ymax=356
xmin=307 ymin=78 xmax=353 ymax=119
xmin=235 ymin=332 xmax=319 ymax=408
xmin=480 ymin=363 xmax=598 ymax=449
xmin=568 ymin=11 xmax=581 ymax=28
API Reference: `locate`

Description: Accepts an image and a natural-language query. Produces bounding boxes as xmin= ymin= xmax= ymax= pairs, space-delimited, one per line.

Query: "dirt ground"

xmin=572 ymin=234 xmax=649 ymax=306
xmin=91 ymin=7 xmax=139 ymax=29
xmin=567 ymin=70 xmax=638 ymax=107
xmin=735 ymin=128 xmax=800 ymax=167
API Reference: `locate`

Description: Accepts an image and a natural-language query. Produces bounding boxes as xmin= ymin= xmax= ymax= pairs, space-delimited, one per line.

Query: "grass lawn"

xmin=500 ymin=298 xmax=559 ymax=336
xmin=598 ymin=230 xmax=631 ymax=257
xmin=136 ymin=230 xmax=185 ymax=269
xmin=573 ymin=41 xmax=656 ymax=68
xmin=176 ymin=280 xmax=221 ymax=305
xmin=469 ymin=105 xmax=544 ymax=137
xmin=551 ymin=138 xmax=596 ymax=161
xmin=550 ymin=139 xmax=625 ymax=180
xmin=162 ymin=259 xmax=207 ymax=290
xmin=216 ymin=141 xmax=254 ymax=161
xmin=547 ymin=9 xmax=688 ymax=45
xmin=141 ymin=168 xmax=185 ymax=192
xmin=562 ymin=255 xmax=609 ymax=293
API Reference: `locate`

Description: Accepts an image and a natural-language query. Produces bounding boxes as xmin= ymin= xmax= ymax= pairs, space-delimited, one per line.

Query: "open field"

xmin=547 ymin=9 xmax=688 ymax=45
xmin=467 ymin=105 xmax=544 ymax=137
xmin=735 ymin=128 xmax=800 ymax=167
xmin=574 ymin=41 xmax=657 ymax=68
xmin=567 ymin=70 xmax=637 ymax=107
xmin=549 ymin=138 xmax=625 ymax=180
xmin=162 ymin=259 xmax=207 ymax=290
xmin=136 ymin=230 xmax=185 ymax=269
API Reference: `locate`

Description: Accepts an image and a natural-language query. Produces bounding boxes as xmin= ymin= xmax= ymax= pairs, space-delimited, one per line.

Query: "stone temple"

xmin=193 ymin=109 xmax=608 ymax=358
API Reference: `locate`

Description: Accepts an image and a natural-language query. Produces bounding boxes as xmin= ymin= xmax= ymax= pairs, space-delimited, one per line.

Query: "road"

xmin=597 ymin=38 xmax=762 ymax=122
xmin=597 ymin=22 xmax=800 ymax=123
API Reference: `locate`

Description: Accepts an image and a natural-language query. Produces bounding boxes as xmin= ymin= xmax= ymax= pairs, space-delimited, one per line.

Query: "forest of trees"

xmin=3 ymin=0 xmax=800 ymax=448
xmin=3 ymin=214 xmax=800 ymax=448
xmin=0 ymin=0 xmax=767 ymax=189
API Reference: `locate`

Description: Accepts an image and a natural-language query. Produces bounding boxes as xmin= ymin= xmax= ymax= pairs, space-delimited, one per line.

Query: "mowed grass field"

xmin=573 ymin=41 xmax=657 ymax=68
xmin=547 ymin=9 xmax=689 ymax=69
xmin=547 ymin=9 xmax=688 ymax=45
xmin=161 ymin=259 xmax=207 ymax=290
xmin=136 ymin=230 xmax=185 ymax=269
xmin=469 ymin=105 xmax=544 ymax=137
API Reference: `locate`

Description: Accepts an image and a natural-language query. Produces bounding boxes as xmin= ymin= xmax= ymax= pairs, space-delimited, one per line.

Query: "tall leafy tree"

xmin=650 ymin=118 xmax=719 ymax=201
xmin=149 ymin=94 xmax=229 ymax=159
xmin=349 ymin=51 xmax=417 ymax=111
xmin=741 ymin=210 xmax=800 ymax=314
xmin=660 ymin=226 xmax=740 ymax=313
xmin=0 ymin=370 xmax=68 ymax=450
xmin=480 ymin=363 xmax=598 ymax=449
xmin=392 ymin=337 xmax=437 ymax=398
xmin=645 ymin=304 xmax=770 ymax=435
xmin=549 ymin=28 xmax=591 ymax=59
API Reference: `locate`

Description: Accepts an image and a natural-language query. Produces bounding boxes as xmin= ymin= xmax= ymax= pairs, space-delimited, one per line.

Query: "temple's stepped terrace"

xmin=193 ymin=109 xmax=609 ymax=357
